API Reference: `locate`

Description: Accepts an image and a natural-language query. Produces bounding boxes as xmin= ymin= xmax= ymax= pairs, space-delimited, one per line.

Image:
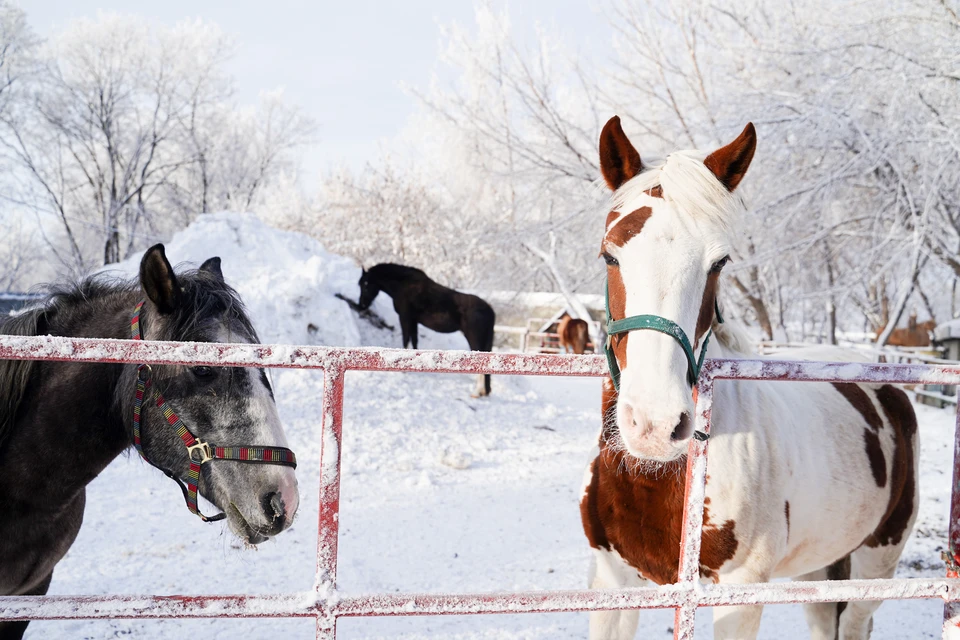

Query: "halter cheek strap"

xmin=603 ymin=282 xmax=723 ymax=392
xmin=130 ymin=301 xmax=297 ymax=522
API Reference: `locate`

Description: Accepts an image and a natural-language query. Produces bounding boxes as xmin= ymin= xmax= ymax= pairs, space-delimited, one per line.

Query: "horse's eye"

xmin=710 ymin=256 xmax=730 ymax=273
xmin=192 ymin=366 xmax=214 ymax=378
xmin=602 ymin=252 xmax=619 ymax=267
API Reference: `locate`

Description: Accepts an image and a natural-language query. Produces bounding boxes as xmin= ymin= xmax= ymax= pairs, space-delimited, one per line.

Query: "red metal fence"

xmin=1 ymin=334 xmax=960 ymax=639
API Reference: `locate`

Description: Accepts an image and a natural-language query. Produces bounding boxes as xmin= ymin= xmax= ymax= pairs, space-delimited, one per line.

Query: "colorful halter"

xmin=131 ymin=301 xmax=297 ymax=522
xmin=603 ymin=282 xmax=723 ymax=392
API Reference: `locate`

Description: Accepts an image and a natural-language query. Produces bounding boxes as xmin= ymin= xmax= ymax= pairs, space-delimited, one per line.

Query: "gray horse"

xmin=0 ymin=245 xmax=299 ymax=640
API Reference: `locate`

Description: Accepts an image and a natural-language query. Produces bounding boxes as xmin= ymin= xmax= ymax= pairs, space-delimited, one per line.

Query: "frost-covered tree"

xmin=0 ymin=11 xmax=312 ymax=276
xmin=167 ymin=89 xmax=314 ymax=217
xmin=310 ymin=0 xmax=960 ymax=342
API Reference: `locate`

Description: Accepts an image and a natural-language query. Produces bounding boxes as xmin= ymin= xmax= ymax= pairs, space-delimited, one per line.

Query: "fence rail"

xmin=1 ymin=334 xmax=959 ymax=639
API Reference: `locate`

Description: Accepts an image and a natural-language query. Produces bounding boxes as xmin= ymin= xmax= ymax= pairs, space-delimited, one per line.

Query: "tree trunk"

xmin=103 ymin=229 xmax=120 ymax=265
xmin=915 ymin=281 xmax=936 ymax=323
xmin=877 ymin=237 xmax=925 ymax=347
xmin=824 ymin=241 xmax=837 ymax=345
xmin=952 ymin=277 xmax=957 ymax=319
xmin=730 ymin=273 xmax=774 ymax=340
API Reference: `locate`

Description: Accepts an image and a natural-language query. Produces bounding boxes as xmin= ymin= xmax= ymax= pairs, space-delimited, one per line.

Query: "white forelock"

xmin=611 ymin=150 xmax=746 ymax=233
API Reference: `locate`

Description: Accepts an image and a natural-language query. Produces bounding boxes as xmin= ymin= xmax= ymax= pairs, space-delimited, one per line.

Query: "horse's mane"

xmin=0 ymin=268 xmax=257 ymax=453
xmin=711 ymin=306 xmax=757 ymax=356
xmin=612 ymin=151 xmax=746 ymax=231
xmin=0 ymin=307 xmax=46 ymax=455
xmin=368 ymin=263 xmax=428 ymax=281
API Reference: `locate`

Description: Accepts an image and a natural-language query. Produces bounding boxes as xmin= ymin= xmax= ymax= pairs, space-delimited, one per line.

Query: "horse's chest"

xmin=0 ymin=491 xmax=85 ymax=595
xmin=581 ymin=452 xmax=739 ymax=585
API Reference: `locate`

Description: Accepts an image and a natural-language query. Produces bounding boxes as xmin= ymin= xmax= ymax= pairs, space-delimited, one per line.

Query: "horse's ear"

xmin=140 ymin=244 xmax=181 ymax=315
xmin=704 ymin=123 xmax=757 ymax=192
xmin=199 ymin=256 xmax=224 ymax=281
xmin=599 ymin=115 xmax=643 ymax=191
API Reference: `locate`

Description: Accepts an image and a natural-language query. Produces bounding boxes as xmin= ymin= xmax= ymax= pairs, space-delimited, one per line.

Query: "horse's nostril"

xmin=263 ymin=491 xmax=285 ymax=524
xmin=671 ymin=412 xmax=693 ymax=442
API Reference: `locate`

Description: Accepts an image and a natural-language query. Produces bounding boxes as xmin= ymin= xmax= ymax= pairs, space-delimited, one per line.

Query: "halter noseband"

xmin=603 ymin=282 xmax=723 ymax=393
xmin=131 ymin=301 xmax=297 ymax=522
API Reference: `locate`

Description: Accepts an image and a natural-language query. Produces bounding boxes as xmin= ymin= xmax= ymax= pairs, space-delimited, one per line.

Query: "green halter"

xmin=604 ymin=282 xmax=723 ymax=391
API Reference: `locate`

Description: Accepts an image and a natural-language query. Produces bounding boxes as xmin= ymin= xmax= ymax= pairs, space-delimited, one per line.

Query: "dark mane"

xmin=161 ymin=267 xmax=260 ymax=344
xmin=0 ymin=266 xmax=257 ymax=453
xmin=0 ymin=307 xmax=44 ymax=456
xmin=367 ymin=263 xmax=428 ymax=281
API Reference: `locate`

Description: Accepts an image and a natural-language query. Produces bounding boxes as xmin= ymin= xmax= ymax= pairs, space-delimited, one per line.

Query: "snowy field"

xmin=28 ymin=215 xmax=953 ymax=639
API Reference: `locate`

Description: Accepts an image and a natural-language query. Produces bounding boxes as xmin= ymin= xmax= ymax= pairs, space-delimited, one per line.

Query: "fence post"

xmin=672 ymin=376 xmax=715 ymax=639
xmin=942 ymin=389 xmax=960 ymax=639
xmin=316 ymin=364 xmax=346 ymax=639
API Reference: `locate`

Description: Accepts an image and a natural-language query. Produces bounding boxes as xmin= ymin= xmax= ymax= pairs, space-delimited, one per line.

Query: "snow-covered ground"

xmin=30 ymin=214 xmax=953 ymax=638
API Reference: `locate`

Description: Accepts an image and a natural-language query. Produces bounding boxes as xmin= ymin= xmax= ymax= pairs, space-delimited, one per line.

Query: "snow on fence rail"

xmin=2 ymin=334 xmax=960 ymax=639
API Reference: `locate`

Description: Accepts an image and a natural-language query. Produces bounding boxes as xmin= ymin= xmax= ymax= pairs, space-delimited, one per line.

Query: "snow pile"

xmin=104 ymin=213 xmax=360 ymax=346
xmin=105 ymin=212 xmax=468 ymax=352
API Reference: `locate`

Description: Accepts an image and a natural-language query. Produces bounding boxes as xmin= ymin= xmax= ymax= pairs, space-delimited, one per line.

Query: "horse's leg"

xmin=0 ymin=571 xmax=53 ymax=640
xmin=482 ymin=319 xmax=493 ymax=395
xmin=839 ymin=537 xmax=911 ymax=639
xmin=711 ymin=566 xmax=770 ymax=640
xmin=464 ymin=318 xmax=493 ymax=397
xmin=838 ymin=400 xmax=918 ymax=640
xmin=794 ymin=558 xmax=849 ymax=640
xmin=399 ymin=314 xmax=418 ymax=349
xmin=587 ymin=547 xmax=643 ymax=640
xmin=472 ymin=374 xmax=487 ymax=398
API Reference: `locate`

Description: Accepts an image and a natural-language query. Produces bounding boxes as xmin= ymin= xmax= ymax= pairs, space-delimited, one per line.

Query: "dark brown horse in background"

xmin=357 ymin=263 xmax=496 ymax=397
xmin=557 ymin=313 xmax=590 ymax=354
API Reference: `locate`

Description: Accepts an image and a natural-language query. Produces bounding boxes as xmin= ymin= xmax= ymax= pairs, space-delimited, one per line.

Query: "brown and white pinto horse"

xmin=558 ymin=313 xmax=590 ymax=354
xmin=580 ymin=117 xmax=918 ymax=639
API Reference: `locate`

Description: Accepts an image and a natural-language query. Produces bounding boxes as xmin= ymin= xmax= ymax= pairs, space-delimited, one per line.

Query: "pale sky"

xmin=25 ymin=0 xmax=611 ymax=188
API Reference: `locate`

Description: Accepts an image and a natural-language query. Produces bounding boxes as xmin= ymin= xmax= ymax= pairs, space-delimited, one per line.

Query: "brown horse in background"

xmin=883 ymin=313 xmax=937 ymax=347
xmin=557 ymin=313 xmax=589 ymax=354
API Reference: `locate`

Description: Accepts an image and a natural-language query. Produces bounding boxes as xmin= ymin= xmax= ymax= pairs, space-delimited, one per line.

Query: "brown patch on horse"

xmin=645 ymin=185 xmax=663 ymax=198
xmin=602 ymin=206 xmax=652 ymax=370
xmin=582 ymin=443 xmax=738 ymax=584
xmin=701 ymin=504 xmax=739 ymax=575
xmin=605 ymin=207 xmax=653 ymax=249
xmin=784 ymin=501 xmax=790 ymax=542
xmin=580 ymin=457 xmax=610 ymax=551
xmin=865 ymin=385 xmax=917 ymax=548
xmin=831 ymin=383 xmax=883 ymax=432
xmin=599 ymin=116 xmax=642 ymax=191
xmin=694 ymin=272 xmax=720 ymax=348
xmin=606 ymin=265 xmax=628 ymax=370
xmin=862 ymin=428 xmax=887 ymax=487
xmin=605 ymin=210 xmax=621 ymax=230
xmin=832 ymin=383 xmax=887 ymax=487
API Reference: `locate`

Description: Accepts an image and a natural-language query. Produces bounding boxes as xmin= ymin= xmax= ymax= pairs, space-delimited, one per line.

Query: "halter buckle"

xmin=187 ymin=439 xmax=214 ymax=464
